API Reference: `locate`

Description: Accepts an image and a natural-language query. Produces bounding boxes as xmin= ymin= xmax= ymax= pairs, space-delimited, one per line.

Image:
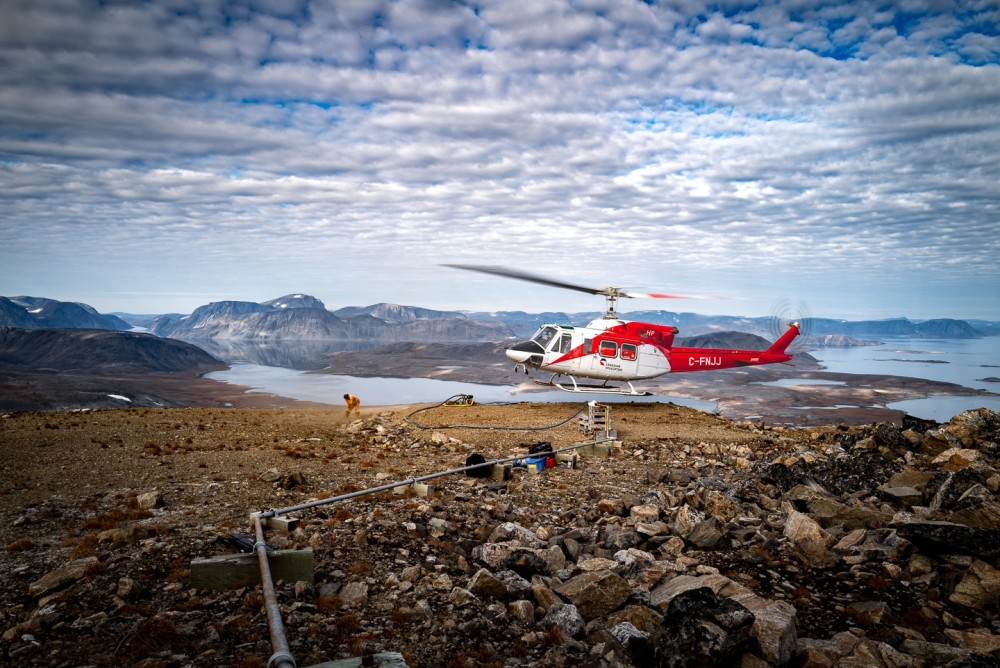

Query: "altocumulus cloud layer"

xmin=0 ymin=0 xmax=998 ymax=319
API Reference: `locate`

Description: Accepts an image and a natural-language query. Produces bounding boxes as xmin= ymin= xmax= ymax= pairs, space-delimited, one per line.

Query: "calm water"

xmin=205 ymin=364 xmax=718 ymax=412
xmin=805 ymin=336 xmax=1000 ymax=421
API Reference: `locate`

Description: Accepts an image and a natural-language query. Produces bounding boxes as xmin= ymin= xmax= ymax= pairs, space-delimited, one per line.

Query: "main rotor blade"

xmin=624 ymin=291 xmax=700 ymax=299
xmin=443 ymin=264 xmax=608 ymax=296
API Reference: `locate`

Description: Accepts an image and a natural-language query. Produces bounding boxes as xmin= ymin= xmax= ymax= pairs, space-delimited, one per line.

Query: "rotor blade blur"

xmin=443 ymin=264 xmax=605 ymax=296
xmin=623 ymin=291 xmax=713 ymax=299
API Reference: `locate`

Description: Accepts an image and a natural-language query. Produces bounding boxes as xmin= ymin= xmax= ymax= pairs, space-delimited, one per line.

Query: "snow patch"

xmin=107 ymin=394 xmax=132 ymax=402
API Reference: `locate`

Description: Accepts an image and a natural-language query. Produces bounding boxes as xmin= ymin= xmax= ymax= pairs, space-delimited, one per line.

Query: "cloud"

xmin=0 ymin=0 xmax=997 ymax=319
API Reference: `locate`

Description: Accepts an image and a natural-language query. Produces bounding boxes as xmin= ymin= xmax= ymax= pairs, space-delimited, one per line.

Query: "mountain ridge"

xmin=2 ymin=294 xmax=995 ymax=341
xmin=0 ymin=326 xmax=224 ymax=374
xmin=149 ymin=299 xmax=512 ymax=341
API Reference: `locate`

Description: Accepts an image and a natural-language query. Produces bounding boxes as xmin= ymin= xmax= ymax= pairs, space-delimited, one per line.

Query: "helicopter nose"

xmin=505 ymin=339 xmax=543 ymax=364
xmin=506 ymin=348 xmax=531 ymax=364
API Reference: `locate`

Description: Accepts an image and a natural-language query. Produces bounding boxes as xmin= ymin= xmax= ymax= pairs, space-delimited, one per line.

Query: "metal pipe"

xmin=249 ymin=434 xmax=614 ymax=666
xmin=252 ymin=512 xmax=296 ymax=668
xmin=261 ymin=438 xmax=612 ymax=519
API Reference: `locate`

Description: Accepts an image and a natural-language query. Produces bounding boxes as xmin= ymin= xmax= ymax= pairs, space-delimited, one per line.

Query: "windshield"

xmin=530 ymin=326 xmax=558 ymax=349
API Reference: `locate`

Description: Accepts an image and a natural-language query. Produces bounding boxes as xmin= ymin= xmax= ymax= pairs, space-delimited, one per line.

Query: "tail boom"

xmin=668 ymin=323 xmax=800 ymax=373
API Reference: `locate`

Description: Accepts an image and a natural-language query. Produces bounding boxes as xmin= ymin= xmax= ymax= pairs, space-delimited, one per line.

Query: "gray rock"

xmin=654 ymin=586 xmax=755 ymax=668
xmin=687 ymin=516 xmax=726 ymax=549
xmin=504 ymin=548 xmax=549 ymax=579
xmin=542 ymin=603 xmax=585 ymax=639
xmin=893 ymin=518 xmax=1000 ymax=559
xmin=610 ymin=621 xmax=654 ymax=665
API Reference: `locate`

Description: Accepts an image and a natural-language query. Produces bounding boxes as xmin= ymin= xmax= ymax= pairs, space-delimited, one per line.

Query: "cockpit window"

xmin=530 ymin=326 xmax=558 ymax=348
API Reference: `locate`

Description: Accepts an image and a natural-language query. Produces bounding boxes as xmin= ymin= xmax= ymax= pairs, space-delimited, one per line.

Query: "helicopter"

xmin=446 ymin=264 xmax=801 ymax=396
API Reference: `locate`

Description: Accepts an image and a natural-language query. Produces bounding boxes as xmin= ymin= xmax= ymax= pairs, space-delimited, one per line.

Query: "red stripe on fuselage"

xmin=668 ymin=347 xmax=791 ymax=372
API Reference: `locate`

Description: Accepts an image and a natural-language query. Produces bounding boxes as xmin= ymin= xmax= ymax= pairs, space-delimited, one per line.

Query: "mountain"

xmin=333 ymin=303 xmax=466 ymax=323
xmin=150 ymin=298 xmax=513 ymax=342
xmin=110 ymin=312 xmax=161 ymax=329
xmin=675 ymin=331 xmax=776 ymax=349
xmin=472 ymin=310 xmax=990 ymax=340
xmin=0 ymin=296 xmax=131 ymax=331
xmin=6 ymin=293 xmax=995 ymax=343
xmin=967 ymin=319 xmax=1000 ymax=336
xmin=263 ymin=294 xmax=327 ymax=310
xmin=0 ymin=326 xmax=224 ymax=374
xmin=0 ymin=297 xmax=39 ymax=329
xmin=462 ymin=311 xmax=598 ymax=337
xmin=807 ymin=317 xmax=984 ymax=338
xmin=609 ymin=313 xmax=987 ymax=340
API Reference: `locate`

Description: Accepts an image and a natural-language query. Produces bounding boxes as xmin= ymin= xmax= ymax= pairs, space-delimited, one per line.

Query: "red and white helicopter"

xmin=447 ymin=265 xmax=801 ymax=396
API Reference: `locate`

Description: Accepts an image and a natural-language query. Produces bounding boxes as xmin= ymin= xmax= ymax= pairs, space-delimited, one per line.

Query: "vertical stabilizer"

xmin=766 ymin=322 xmax=800 ymax=355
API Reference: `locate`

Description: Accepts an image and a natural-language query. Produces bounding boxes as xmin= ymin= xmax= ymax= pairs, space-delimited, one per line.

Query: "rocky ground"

xmin=1 ymin=400 xmax=999 ymax=667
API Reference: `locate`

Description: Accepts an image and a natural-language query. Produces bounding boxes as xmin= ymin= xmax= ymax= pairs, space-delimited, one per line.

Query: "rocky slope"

xmin=0 ymin=297 xmax=130 ymax=331
xmin=1 ymin=403 xmax=998 ymax=667
xmin=0 ymin=327 xmax=224 ymax=375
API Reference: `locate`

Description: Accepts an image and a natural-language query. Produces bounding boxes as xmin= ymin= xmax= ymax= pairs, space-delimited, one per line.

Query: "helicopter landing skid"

xmin=532 ymin=374 xmax=652 ymax=396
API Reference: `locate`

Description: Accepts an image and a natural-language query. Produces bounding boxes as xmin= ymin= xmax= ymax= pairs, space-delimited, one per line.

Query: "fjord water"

xmin=805 ymin=336 xmax=1000 ymax=421
xmin=205 ymin=363 xmax=718 ymax=411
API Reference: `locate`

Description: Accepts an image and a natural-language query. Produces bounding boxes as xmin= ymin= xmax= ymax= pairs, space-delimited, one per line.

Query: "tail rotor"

xmin=768 ymin=297 xmax=811 ymax=348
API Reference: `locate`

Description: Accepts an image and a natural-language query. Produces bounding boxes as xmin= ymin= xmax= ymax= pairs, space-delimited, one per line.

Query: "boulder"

xmin=672 ymin=505 xmax=706 ymax=539
xmin=28 ymin=557 xmax=99 ymax=597
xmin=610 ymin=622 xmax=654 ymax=666
xmin=489 ymin=522 xmax=543 ymax=547
xmin=687 ymin=516 xmax=726 ymax=549
xmin=467 ymin=568 xmax=507 ymax=601
xmin=715 ymin=579 xmax=797 ymax=665
xmin=949 ymin=559 xmax=1000 ymax=609
xmin=553 ymin=570 xmax=632 ymax=620
xmin=653 ymin=586 xmax=755 ymax=668
xmin=504 ymin=548 xmax=549 ymax=579
xmin=630 ymin=503 xmax=661 ymax=523
xmin=783 ymin=510 xmax=837 ymax=567
xmin=541 ymin=603 xmax=585 ymax=639
xmin=650 ymin=574 xmax=730 ymax=613
xmin=893 ymin=518 xmax=1000 ymax=559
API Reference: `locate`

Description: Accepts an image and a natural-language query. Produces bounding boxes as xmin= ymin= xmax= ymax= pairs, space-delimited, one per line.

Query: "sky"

xmin=1 ymin=0 xmax=999 ymax=322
